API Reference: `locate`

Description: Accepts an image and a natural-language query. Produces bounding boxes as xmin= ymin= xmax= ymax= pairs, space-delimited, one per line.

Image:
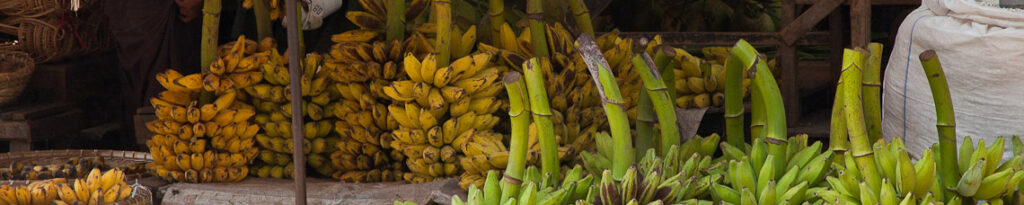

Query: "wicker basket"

xmin=0 ymin=51 xmax=33 ymax=106
xmin=0 ymin=18 xmax=73 ymax=63
xmin=0 ymin=149 xmax=154 ymax=181
xmin=0 ymin=0 xmax=60 ymax=18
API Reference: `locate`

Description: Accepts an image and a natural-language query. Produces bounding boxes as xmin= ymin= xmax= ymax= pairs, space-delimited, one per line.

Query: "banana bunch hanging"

xmin=0 ymin=169 xmax=137 ymax=205
xmin=147 ymin=68 xmax=259 ymax=183
xmin=384 ymin=52 xmax=504 ymax=183
xmin=708 ymin=135 xmax=832 ymax=205
xmin=248 ymin=52 xmax=340 ymax=179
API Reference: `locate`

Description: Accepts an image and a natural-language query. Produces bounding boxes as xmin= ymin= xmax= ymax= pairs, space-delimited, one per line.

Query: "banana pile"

xmin=203 ymin=36 xmax=269 ymax=93
xmin=0 ymin=157 xmax=146 ymax=181
xmin=242 ymin=0 xmax=283 ymax=20
xmin=947 ymin=137 xmax=1024 ymax=201
xmin=384 ymin=52 xmax=504 ymax=183
xmin=818 ymin=138 xmax=952 ymax=205
xmin=147 ymin=69 xmax=258 ymax=183
xmin=710 ymin=135 xmax=832 ymax=205
xmin=580 ymin=132 xmax=720 ymax=176
xmin=454 ymin=165 xmax=593 ymax=205
xmin=248 ymin=52 xmax=340 ymax=178
xmin=0 ymin=169 xmax=136 ymax=205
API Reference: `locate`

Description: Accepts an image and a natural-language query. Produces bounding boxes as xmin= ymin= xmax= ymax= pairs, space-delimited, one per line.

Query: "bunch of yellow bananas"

xmin=147 ymin=68 xmax=259 ymax=183
xmin=673 ymin=46 xmax=756 ymax=109
xmin=242 ymin=0 xmax=283 ymax=20
xmin=326 ymin=82 xmax=406 ymax=182
xmin=204 ymin=36 xmax=269 ymax=93
xmin=0 ymin=169 xmax=137 ymax=205
xmin=383 ymin=51 xmax=504 ymax=184
xmin=248 ymin=52 xmax=340 ymax=178
xmin=0 ymin=156 xmax=145 ymax=181
xmin=333 ymin=0 xmax=431 ymax=43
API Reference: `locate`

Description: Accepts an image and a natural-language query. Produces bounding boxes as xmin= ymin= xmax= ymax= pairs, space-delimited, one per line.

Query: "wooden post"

xmin=850 ymin=0 xmax=871 ymax=47
xmin=779 ymin=0 xmax=800 ymax=124
xmin=284 ymin=0 xmax=307 ymax=204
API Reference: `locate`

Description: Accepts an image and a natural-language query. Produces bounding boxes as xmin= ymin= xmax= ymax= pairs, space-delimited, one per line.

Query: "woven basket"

xmin=0 ymin=0 xmax=60 ymax=18
xmin=0 ymin=18 xmax=73 ymax=63
xmin=0 ymin=51 xmax=33 ymax=106
xmin=0 ymin=149 xmax=154 ymax=181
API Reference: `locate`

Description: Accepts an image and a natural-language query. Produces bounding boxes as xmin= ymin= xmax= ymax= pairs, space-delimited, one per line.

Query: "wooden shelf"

xmin=616 ymin=32 xmax=832 ymax=47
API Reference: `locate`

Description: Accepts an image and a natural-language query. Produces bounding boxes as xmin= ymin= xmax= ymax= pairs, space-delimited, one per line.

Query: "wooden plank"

xmin=796 ymin=0 xmax=919 ymax=5
xmin=781 ymin=0 xmax=801 ymax=124
xmin=851 ymin=0 xmax=871 ymax=47
xmin=779 ymin=0 xmax=846 ymax=45
xmin=614 ymin=32 xmax=832 ymax=47
xmin=0 ymin=103 xmax=72 ymax=121
xmin=829 ymin=12 xmax=844 ymax=81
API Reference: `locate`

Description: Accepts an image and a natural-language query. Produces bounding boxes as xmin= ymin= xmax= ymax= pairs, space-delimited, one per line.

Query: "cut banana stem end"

xmin=918 ymin=50 xmax=960 ymax=189
xmin=523 ymin=58 xmax=560 ymax=182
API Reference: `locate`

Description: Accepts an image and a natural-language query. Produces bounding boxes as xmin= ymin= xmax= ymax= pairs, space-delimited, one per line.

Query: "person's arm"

xmin=176 ymin=0 xmax=203 ymax=22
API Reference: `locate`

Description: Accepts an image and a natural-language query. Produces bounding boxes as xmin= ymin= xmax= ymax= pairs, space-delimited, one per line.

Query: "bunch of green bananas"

xmin=147 ymin=68 xmax=259 ymax=183
xmin=818 ymin=138 xmax=953 ymax=205
xmin=454 ymin=165 xmax=593 ymax=205
xmin=248 ymin=52 xmax=340 ymax=178
xmin=710 ymin=135 xmax=831 ymax=205
xmin=946 ymin=137 xmax=1024 ymax=202
xmin=580 ymin=133 xmax=719 ymax=177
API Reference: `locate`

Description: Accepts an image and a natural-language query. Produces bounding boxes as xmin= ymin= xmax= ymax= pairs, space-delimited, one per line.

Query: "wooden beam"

xmin=614 ymin=32 xmax=832 ymax=47
xmin=780 ymin=0 xmax=801 ymax=124
xmin=851 ymin=0 xmax=871 ymax=47
xmin=779 ymin=0 xmax=846 ymax=45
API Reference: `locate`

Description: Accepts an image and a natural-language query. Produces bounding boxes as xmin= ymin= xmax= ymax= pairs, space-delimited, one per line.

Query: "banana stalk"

xmin=829 ymin=83 xmax=849 ymax=157
xmin=198 ymin=0 xmax=222 ymax=104
xmin=386 ymin=0 xmax=406 ymax=42
xmin=864 ymin=43 xmax=883 ymax=143
xmin=568 ymin=0 xmax=594 ymax=36
xmin=636 ymin=88 xmax=656 ymax=158
xmin=576 ymin=34 xmax=633 ymax=179
xmin=748 ymin=47 xmax=788 ymax=178
xmin=841 ymin=49 xmax=882 ymax=191
xmin=633 ymin=53 xmax=678 ymax=155
xmin=918 ymin=50 xmax=959 ymax=189
xmin=488 ymin=0 xmax=505 ymax=44
xmin=653 ymin=46 xmax=676 ymax=102
xmin=501 ymin=72 xmax=531 ymax=204
xmin=435 ymin=0 xmax=452 ymax=66
xmin=724 ymin=41 xmax=756 ymax=147
xmin=253 ymin=0 xmax=272 ymax=39
xmin=523 ymin=58 xmax=560 ymax=181
xmin=527 ymin=0 xmax=549 ymax=58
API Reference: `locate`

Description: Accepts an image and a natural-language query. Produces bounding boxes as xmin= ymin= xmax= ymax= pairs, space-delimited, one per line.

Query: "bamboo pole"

xmin=633 ymin=53 xmax=679 ymax=155
xmin=435 ymin=0 xmax=452 ymax=66
xmin=724 ymin=41 xmax=757 ymax=147
xmin=840 ymin=48 xmax=881 ymax=191
xmin=489 ymin=0 xmax=505 ymax=44
xmin=527 ymin=0 xmax=549 ymax=58
xmin=501 ymin=72 xmax=530 ymax=204
xmin=284 ymin=0 xmax=307 ymax=203
xmin=864 ymin=43 xmax=883 ymax=143
xmin=523 ymin=58 xmax=560 ymax=181
xmin=253 ymin=0 xmax=272 ymax=39
xmin=568 ymin=0 xmax=594 ymax=36
xmin=918 ymin=50 xmax=959 ymax=189
xmin=386 ymin=0 xmax=406 ymax=42
xmin=576 ymin=34 xmax=632 ymax=179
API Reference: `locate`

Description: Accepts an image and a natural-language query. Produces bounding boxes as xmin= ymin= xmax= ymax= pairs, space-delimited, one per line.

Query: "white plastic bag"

xmin=883 ymin=0 xmax=1024 ymax=158
xmin=282 ymin=0 xmax=344 ymax=30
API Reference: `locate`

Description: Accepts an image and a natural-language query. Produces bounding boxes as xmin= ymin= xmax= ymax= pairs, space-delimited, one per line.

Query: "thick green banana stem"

xmin=253 ymin=0 xmax=272 ymax=39
xmin=527 ymin=0 xmax=549 ymax=57
xmin=568 ymin=0 xmax=594 ymax=36
xmin=575 ymin=34 xmax=633 ymax=179
xmin=632 ymin=53 xmax=679 ymax=155
xmin=864 ymin=43 xmax=884 ymax=143
xmin=635 ymin=87 xmax=656 ymax=158
xmin=435 ymin=0 xmax=452 ymax=66
xmin=201 ymin=0 xmax=222 ymax=72
xmin=829 ymin=84 xmax=849 ymax=156
xmin=523 ymin=58 xmax=560 ymax=181
xmin=748 ymin=48 xmax=788 ymax=178
xmin=841 ymin=49 xmax=882 ymax=191
xmin=653 ymin=47 xmax=676 ymax=100
xmin=918 ymin=50 xmax=959 ymax=188
xmin=724 ymin=41 xmax=757 ymax=147
xmin=501 ymin=72 xmax=531 ymax=204
xmin=488 ymin=0 xmax=506 ymax=44
xmin=386 ymin=0 xmax=406 ymax=42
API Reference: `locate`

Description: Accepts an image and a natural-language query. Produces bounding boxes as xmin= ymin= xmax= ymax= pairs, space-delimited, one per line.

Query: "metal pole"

xmin=284 ymin=0 xmax=307 ymax=204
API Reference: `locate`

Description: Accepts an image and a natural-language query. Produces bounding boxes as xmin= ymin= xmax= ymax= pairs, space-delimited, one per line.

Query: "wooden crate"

xmin=0 ymin=103 xmax=84 ymax=151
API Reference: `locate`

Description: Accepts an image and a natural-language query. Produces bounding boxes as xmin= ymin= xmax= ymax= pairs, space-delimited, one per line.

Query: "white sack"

xmin=883 ymin=0 xmax=1024 ymax=159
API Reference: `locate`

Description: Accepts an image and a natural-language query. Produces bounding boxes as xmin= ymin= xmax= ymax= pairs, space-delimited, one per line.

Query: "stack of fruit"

xmin=322 ymin=0 xmax=433 ymax=183
xmin=0 ymin=156 xmax=147 ymax=180
xmin=0 ymin=169 xmax=137 ymax=205
xmin=146 ymin=68 xmax=258 ymax=183
xmin=248 ymin=52 xmax=339 ymax=178
xmin=672 ymin=47 xmax=754 ymax=109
